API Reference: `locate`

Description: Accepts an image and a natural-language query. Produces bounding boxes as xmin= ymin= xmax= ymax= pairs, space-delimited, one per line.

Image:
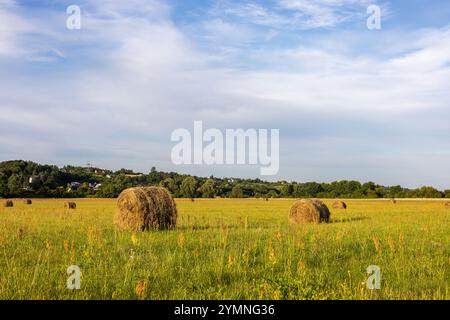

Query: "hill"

xmin=0 ymin=160 xmax=448 ymax=199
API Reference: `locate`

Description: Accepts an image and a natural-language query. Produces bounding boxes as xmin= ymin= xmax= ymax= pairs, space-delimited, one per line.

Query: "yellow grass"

xmin=0 ymin=198 xmax=448 ymax=300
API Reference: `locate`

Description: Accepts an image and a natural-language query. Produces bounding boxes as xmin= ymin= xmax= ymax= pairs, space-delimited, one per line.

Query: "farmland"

xmin=0 ymin=198 xmax=448 ymax=300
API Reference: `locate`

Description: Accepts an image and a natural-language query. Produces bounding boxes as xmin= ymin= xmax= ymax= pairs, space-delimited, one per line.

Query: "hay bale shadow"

xmin=330 ymin=216 xmax=371 ymax=224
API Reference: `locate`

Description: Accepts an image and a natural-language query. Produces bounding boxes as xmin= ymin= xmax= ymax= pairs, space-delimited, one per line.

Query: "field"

xmin=0 ymin=198 xmax=448 ymax=300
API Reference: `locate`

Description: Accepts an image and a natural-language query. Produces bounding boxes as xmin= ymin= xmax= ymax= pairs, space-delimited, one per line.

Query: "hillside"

xmin=0 ymin=160 xmax=448 ymax=199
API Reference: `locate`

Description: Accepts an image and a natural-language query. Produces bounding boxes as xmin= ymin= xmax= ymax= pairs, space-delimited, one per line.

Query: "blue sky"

xmin=1 ymin=0 xmax=450 ymax=189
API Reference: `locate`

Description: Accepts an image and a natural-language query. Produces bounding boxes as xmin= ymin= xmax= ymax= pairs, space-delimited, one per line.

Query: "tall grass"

xmin=0 ymin=198 xmax=448 ymax=299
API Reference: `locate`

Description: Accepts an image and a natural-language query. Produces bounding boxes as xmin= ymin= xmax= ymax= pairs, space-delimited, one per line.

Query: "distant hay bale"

xmin=4 ymin=200 xmax=13 ymax=207
xmin=64 ymin=202 xmax=76 ymax=209
xmin=391 ymin=199 xmax=397 ymax=204
xmin=23 ymin=199 xmax=32 ymax=205
xmin=289 ymin=199 xmax=330 ymax=224
xmin=114 ymin=187 xmax=177 ymax=232
xmin=332 ymin=200 xmax=347 ymax=209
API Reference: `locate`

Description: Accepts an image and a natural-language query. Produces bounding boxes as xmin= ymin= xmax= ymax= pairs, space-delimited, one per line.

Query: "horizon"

xmin=1 ymin=1 xmax=450 ymax=189
xmin=1 ymin=158 xmax=448 ymax=191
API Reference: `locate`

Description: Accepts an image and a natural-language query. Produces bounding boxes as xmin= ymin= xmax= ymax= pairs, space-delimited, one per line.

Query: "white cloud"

xmin=0 ymin=1 xmax=450 ymax=188
xmin=0 ymin=1 xmax=31 ymax=56
xmin=207 ymin=0 xmax=387 ymax=30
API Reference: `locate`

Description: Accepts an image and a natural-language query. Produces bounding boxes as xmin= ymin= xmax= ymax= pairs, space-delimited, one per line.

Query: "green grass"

xmin=0 ymin=198 xmax=448 ymax=300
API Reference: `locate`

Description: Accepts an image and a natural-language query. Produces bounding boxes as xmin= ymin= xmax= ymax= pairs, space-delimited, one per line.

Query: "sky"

xmin=1 ymin=0 xmax=450 ymax=189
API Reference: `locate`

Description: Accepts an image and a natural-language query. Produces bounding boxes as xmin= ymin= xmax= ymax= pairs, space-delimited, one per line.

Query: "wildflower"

xmin=372 ymin=235 xmax=382 ymax=256
xmin=63 ymin=240 xmax=70 ymax=253
xmin=275 ymin=231 xmax=282 ymax=241
xmin=227 ymin=255 xmax=235 ymax=267
xmin=178 ymin=233 xmax=186 ymax=249
xmin=387 ymin=236 xmax=395 ymax=253
xmin=268 ymin=240 xmax=277 ymax=264
xmin=399 ymin=230 xmax=405 ymax=249
xmin=131 ymin=233 xmax=139 ymax=246
xmin=45 ymin=239 xmax=52 ymax=250
xmin=135 ymin=280 xmax=147 ymax=299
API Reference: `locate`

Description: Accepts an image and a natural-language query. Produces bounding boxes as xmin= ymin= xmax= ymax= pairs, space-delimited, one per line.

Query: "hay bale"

xmin=64 ymin=202 xmax=76 ymax=209
xmin=4 ymin=200 xmax=13 ymax=207
xmin=391 ymin=199 xmax=397 ymax=204
xmin=23 ymin=199 xmax=32 ymax=205
xmin=289 ymin=199 xmax=330 ymax=224
xmin=332 ymin=200 xmax=347 ymax=209
xmin=114 ymin=187 xmax=177 ymax=232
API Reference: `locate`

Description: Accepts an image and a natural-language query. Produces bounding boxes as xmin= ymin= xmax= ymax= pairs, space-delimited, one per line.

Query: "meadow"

xmin=0 ymin=198 xmax=448 ymax=300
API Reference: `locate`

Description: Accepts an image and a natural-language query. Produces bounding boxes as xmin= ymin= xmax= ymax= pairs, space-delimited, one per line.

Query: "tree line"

xmin=0 ymin=160 xmax=448 ymax=199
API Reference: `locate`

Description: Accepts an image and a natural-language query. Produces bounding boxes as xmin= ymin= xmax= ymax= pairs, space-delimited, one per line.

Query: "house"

xmin=67 ymin=182 xmax=82 ymax=192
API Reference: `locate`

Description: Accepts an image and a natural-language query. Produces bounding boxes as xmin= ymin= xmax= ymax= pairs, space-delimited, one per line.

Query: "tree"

xmin=267 ymin=190 xmax=278 ymax=198
xmin=7 ymin=173 xmax=22 ymax=195
xmin=304 ymin=182 xmax=323 ymax=197
xmin=77 ymin=182 xmax=90 ymax=197
xmin=97 ymin=183 xmax=117 ymax=198
xmin=180 ymin=177 xmax=197 ymax=199
xmin=417 ymin=186 xmax=442 ymax=198
xmin=280 ymin=183 xmax=293 ymax=197
xmin=0 ymin=172 xmax=8 ymax=197
xmin=160 ymin=178 xmax=177 ymax=194
xmin=444 ymin=190 xmax=450 ymax=198
xmin=199 ymin=179 xmax=216 ymax=198
xmin=230 ymin=185 xmax=243 ymax=198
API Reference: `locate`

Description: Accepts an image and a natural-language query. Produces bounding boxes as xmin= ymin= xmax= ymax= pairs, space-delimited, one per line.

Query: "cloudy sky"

xmin=1 ymin=0 xmax=450 ymax=189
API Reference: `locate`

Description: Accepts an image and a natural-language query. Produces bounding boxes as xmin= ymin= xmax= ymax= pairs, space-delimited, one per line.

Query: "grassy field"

xmin=0 ymin=198 xmax=448 ymax=300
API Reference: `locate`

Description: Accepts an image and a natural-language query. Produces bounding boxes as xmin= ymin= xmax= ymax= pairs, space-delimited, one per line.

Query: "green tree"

xmin=97 ymin=183 xmax=117 ymax=198
xmin=180 ymin=177 xmax=197 ymax=199
xmin=160 ymin=178 xmax=177 ymax=194
xmin=267 ymin=190 xmax=278 ymax=198
xmin=77 ymin=182 xmax=90 ymax=197
xmin=199 ymin=179 xmax=216 ymax=198
xmin=280 ymin=183 xmax=293 ymax=197
xmin=230 ymin=185 xmax=244 ymax=198
xmin=0 ymin=172 xmax=8 ymax=196
xmin=7 ymin=173 xmax=22 ymax=195
xmin=418 ymin=186 xmax=442 ymax=198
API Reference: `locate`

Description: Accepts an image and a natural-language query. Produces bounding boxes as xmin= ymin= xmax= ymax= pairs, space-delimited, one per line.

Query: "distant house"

xmin=67 ymin=182 xmax=82 ymax=192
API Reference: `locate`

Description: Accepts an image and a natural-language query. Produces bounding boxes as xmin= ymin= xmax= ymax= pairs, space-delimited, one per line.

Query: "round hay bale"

xmin=23 ymin=199 xmax=32 ymax=205
xmin=4 ymin=200 xmax=13 ymax=207
xmin=391 ymin=199 xmax=397 ymax=204
xmin=332 ymin=200 xmax=347 ymax=209
xmin=114 ymin=187 xmax=177 ymax=232
xmin=64 ymin=202 xmax=76 ymax=209
xmin=289 ymin=199 xmax=330 ymax=224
